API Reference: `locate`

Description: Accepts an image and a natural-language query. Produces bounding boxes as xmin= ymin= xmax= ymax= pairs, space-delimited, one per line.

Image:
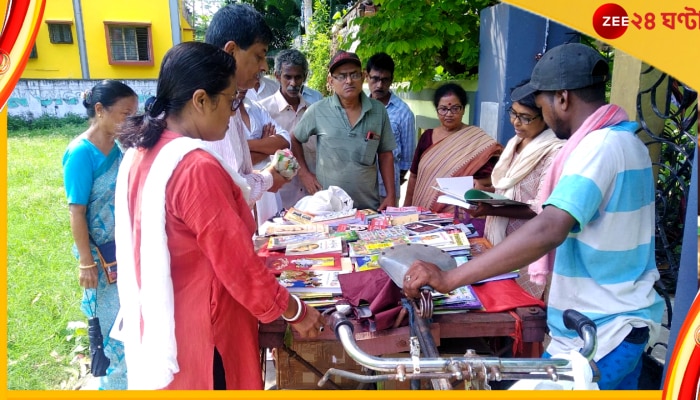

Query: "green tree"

xmin=238 ymin=0 xmax=302 ymax=51
xmin=184 ymin=0 xmax=222 ymax=42
xmin=347 ymin=0 xmax=498 ymax=91
xmin=302 ymin=0 xmax=332 ymax=95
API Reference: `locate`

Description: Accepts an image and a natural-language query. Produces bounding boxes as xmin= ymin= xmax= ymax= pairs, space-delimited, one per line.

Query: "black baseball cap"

xmin=511 ymin=43 xmax=609 ymax=102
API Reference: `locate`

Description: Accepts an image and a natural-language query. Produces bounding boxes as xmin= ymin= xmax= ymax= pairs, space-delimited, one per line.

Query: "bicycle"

xmin=318 ymin=244 xmax=601 ymax=390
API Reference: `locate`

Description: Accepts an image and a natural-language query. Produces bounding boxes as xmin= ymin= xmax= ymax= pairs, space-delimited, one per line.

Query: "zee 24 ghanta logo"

xmin=593 ymin=3 xmax=700 ymax=39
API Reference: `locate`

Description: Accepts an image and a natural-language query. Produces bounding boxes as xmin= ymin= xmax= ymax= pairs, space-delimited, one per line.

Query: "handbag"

xmin=95 ymin=240 xmax=117 ymax=284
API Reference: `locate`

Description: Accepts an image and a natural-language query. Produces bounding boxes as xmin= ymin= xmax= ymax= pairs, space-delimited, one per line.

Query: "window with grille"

xmin=47 ymin=23 xmax=73 ymax=44
xmin=105 ymin=23 xmax=153 ymax=65
xmin=29 ymin=44 xmax=38 ymax=58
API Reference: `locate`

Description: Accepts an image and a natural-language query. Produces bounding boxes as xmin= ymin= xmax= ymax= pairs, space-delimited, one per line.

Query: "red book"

xmin=265 ymin=253 xmax=343 ymax=275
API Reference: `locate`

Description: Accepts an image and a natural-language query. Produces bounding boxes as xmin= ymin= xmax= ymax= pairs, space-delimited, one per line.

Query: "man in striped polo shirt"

xmin=403 ymin=43 xmax=663 ymax=390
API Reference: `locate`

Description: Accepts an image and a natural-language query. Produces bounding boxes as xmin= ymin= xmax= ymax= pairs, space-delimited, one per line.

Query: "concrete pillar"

xmin=475 ymin=3 xmax=572 ymax=144
xmin=610 ymin=50 xmax=666 ymax=173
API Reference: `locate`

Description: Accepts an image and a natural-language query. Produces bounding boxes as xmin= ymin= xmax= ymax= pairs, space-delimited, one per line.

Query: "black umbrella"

xmin=88 ymin=317 xmax=111 ymax=377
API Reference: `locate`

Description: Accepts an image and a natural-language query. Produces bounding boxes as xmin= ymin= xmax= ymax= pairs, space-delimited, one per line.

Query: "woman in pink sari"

xmin=403 ymin=83 xmax=502 ymax=214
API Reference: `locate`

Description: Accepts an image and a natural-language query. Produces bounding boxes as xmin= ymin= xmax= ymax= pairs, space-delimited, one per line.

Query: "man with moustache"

xmin=291 ymin=50 xmax=397 ymax=211
xmin=366 ymin=52 xmax=416 ymax=205
xmin=260 ymin=49 xmax=322 ymax=209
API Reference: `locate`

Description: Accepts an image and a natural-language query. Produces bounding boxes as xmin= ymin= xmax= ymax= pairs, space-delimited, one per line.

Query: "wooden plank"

xmin=260 ymin=308 xmax=547 ymax=356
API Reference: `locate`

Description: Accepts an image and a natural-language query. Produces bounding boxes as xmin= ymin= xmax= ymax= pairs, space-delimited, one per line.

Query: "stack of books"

xmin=257 ymin=214 xmax=526 ymax=313
xmin=432 ymin=285 xmax=483 ymax=314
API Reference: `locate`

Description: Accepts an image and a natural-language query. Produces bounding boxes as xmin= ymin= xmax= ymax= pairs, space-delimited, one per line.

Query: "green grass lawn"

xmin=7 ymin=123 xmax=91 ymax=389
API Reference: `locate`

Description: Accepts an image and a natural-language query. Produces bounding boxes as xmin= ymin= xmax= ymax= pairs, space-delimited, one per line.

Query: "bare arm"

xmin=403 ymin=205 xmax=575 ymax=297
xmin=68 ymin=204 xmax=98 ymax=288
xmin=282 ymin=293 xmax=326 ymax=338
xmin=468 ymin=203 xmax=537 ymax=219
xmin=250 ymin=151 xmax=270 ymax=165
xmin=247 ymin=133 xmax=289 ymax=155
xmin=377 ymin=151 xmax=396 ymax=210
xmin=291 ymin=135 xmax=321 ymax=194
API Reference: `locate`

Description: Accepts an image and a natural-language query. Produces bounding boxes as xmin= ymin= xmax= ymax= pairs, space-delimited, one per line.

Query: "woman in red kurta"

xmin=115 ymin=42 xmax=324 ymax=390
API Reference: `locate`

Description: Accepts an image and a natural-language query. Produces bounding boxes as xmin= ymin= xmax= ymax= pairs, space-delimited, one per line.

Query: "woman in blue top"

xmin=62 ymin=80 xmax=137 ymax=389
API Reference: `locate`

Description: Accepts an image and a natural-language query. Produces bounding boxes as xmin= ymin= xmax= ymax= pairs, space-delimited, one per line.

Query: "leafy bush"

xmin=7 ymin=113 xmax=88 ymax=132
xmin=302 ymin=0 xmax=332 ymax=96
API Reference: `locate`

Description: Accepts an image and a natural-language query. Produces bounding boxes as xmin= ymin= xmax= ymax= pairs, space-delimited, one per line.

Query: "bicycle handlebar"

xmin=319 ymin=308 xmax=598 ymax=388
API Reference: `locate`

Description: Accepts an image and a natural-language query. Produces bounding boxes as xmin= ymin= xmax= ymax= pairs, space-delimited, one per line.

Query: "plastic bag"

xmin=294 ymin=185 xmax=354 ymax=215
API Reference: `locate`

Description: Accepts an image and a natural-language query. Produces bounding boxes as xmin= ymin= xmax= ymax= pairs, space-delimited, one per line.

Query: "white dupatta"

xmin=115 ymin=136 xmax=249 ymax=389
xmin=485 ymin=129 xmax=563 ymax=245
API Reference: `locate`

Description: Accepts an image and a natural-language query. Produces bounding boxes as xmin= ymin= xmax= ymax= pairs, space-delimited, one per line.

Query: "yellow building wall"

xmin=22 ymin=0 xmax=82 ymax=79
xmin=81 ymin=0 xmax=174 ymax=79
xmin=181 ymin=14 xmax=195 ymax=43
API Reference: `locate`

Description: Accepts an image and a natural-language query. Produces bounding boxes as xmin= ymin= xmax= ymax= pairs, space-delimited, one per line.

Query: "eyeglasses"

xmin=508 ymin=108 xmax=540 ymax=125
xmin=436 ymin=105 xmax=463 ymax=116
xmin=218 ymin=91 xmax=242 ymax=111
xmin=368 ymin=75 xmax=392 ymax=85
xmin=331 ymin=72 xmax=363 ymax=82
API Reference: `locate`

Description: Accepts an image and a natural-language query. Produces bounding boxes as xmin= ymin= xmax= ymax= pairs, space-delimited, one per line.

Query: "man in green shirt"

xmin=291 ymin=51 xmax=397 ymax=211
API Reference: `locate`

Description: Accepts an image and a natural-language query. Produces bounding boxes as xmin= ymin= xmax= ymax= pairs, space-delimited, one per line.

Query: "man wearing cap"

xmin=403 ymin=43 xmax=663 ymax=390
xmin=291 ymin=50 xmax=397 ymax=211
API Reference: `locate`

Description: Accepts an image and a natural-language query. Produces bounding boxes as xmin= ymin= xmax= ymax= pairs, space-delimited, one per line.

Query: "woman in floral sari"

xmin=62 ymin=80 xmax=138 ymax=389
xmin=403 ymin=83 xmax=502 ymax=214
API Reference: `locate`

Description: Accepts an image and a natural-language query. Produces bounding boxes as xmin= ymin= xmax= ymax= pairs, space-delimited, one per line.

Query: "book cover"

xmin=468 ymin=237 xmax=493 ymax=257
xmin=266 ymin=254 xmax=342 ymax=273
xmin=442 ymin=223 xmax=479 ymax=238
xmin=278 ymin=270 xmax=342 ymax=294
xmin=347 ymin=237 xmax=409 ymax=257
xmin=264 ymin=223 xmax=329 ymax=236
xmin=267 ymin=232 xmax=329 ymax=251
xmin=408 ymin=231 xmax=470 ymax=251
xmin=383 ymin=206 xmax=424 ymax=215
xmin=310 ymin=208 xmax=358 ymax=223
xmin=335 ymin=223 xmax=369 ymax=232
xmin=282 ymin=207 xmax=316 ymax=224
xmin=432 ymin=285 xmax=483 ymax=310
xmin=407 ymin=231 xmax=452 ymax=246
xmin=330 ymin=229 xmax=359 ymax=242
xmin=464 ymin=189 xmax=527 ymax=207
xmin=368 ymin=216 xmax=392 ymax=230
xmin=403 ymin=221 xmax=444 ymax=235
xmin=419 ymin=212 xmax=456 ymax=224
xmin=390 ymin=213 xmax=420 ymax=226
xmin=442 ymin=232 xmax=471 ymax=251
xmin=356 ymin=225 xmax=409 ymax=242
xmin=285 ymin=237 xmax=343 ymax=256
xmin=352 ymin=254 xmax=381 ymax=271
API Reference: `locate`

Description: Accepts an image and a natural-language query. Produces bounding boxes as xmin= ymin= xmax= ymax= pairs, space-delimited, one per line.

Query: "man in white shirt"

xmin=246 ymin=75 xmax=280 ymax=102
xmin=204 ymin=3 xmax=287 ymax=205
xmin=233 ymin=89 xmax=291 ymax=226
xmin=260 ymin=49 xmax=322 ymax=209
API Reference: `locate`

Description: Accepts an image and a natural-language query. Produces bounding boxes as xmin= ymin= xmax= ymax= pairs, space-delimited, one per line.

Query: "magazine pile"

xmin=257 ymin=205 xmax=516 ymax=314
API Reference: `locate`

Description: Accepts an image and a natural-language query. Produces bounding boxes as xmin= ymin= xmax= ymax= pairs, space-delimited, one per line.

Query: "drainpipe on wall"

xmin=170 ymin=0 xmax=182 ymax=45
xmin=72 ymin=0 xmax=90 ymax=79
